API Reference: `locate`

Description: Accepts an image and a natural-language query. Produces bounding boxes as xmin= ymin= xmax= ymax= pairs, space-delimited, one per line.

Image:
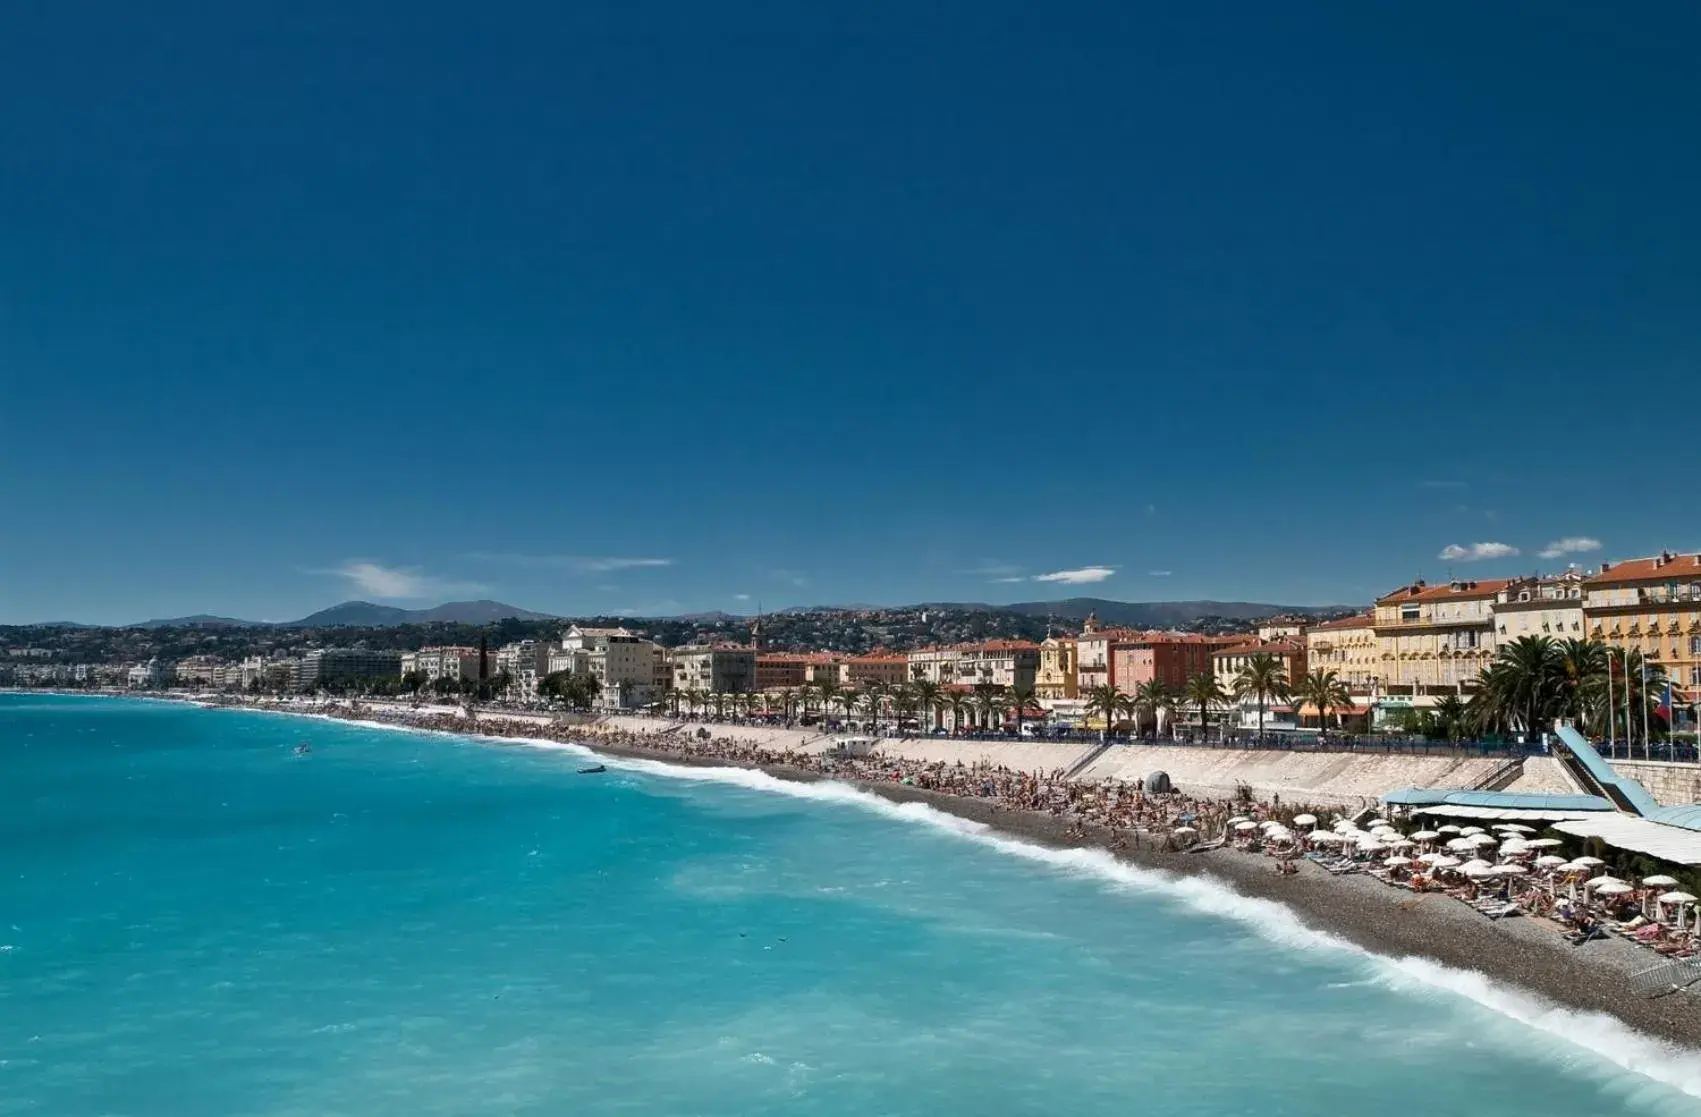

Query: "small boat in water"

xmin=294 ymin=742 xmax=312 ymax=757
xmin=577 ymin=764 xmax=607 ymax=775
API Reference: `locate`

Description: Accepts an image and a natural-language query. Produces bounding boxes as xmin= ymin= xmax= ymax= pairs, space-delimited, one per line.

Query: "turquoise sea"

xmin=4 ymin=695 xmax=1701 ymax=1116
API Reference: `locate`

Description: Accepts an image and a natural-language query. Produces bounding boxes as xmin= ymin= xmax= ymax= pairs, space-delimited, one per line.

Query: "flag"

xmin=1657 ymin=682 xmax=1673 ymax=723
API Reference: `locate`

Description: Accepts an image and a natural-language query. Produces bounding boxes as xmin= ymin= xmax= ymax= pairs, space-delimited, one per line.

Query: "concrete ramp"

xmin=1551 ymin=723 xmax=1660 ymax=816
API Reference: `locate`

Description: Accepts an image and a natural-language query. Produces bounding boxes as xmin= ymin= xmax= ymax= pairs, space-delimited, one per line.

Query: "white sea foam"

xmin=227 ymin=706 xmax=1701 ymax=1101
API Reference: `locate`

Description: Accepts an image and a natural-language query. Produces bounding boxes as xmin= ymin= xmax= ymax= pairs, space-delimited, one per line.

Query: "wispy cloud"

xmin=990 ymin=576 xmax=1027 ymax=584
xmin=963 ymin=560 xmax=1024 ymax=582
xmin=1420 ymin=480 xmax=1468 ymax=490
xmin=1538 ymin=536 xmax=1602 ymax=560
xmin=733 ymin=593 xmax=752 ymax=602
xmin=1438 ymin=542 xmax=1518 ymax=562
xmin=1033 ymin=565 xmax=1116 ymax=585
xmin=1148 ymin=570 xmax=1173 ymax=577
xmin=316 ymin=561 xmax=489 ymax=600
xmin=464 ymin=552 xmax=673 ymax=573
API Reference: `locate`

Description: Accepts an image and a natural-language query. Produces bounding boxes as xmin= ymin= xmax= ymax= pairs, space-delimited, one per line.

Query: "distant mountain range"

xmin=128 ymin=600 xmax=559 ymax=629
xmin=28 ymin=596 xmax=1357 ymax=631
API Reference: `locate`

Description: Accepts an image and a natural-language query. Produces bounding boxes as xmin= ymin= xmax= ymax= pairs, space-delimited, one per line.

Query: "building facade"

xmin=1584 ymin=551 xmax=1701 ymax=702
xmin=906 ymin=642 xmax=1038 ymax=690
xmin=402 ymin=646 xmax=481 ymax=684
xmin=1112 ymin=634 xmax=1227 ymax=694
xmin=671 ymin=645 xmax=757 ymax=694
xmin=293 ymin=648 xmax=403 ymax=690
xmin=840 ymin=654 xmax=908 ymax=688
xmin=1305 ymin=613 xmax=1378 ymax=691
xmin=1372 ymin=578 xmax=1521 ymax=696
xmin=1035 ymin=636 xmax=1078 ymax=701
xmin=1492 ymin=570 xmax=1586 ymax=643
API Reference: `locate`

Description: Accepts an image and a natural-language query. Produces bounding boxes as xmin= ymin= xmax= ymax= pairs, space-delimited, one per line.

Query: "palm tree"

xmin=1183 ymin=673 xmax=1228 ymax=741
xmin=1490 ymin=635 xmax=1565 ymax=735
xmin=1230 ymin=652 xmax=1289 ymax=741
xmin=817 ymin=681 xmax=842 ymax=727
xmin=797 ymin=682 xmax=819 ymax=724
xmin=837 ymin=687 xmax=862 ymax=727
xmin=859 ymin=686 xmax=885 ymax=731
xmin=893 ymin=685 xmax=920 ymax=734
xmin=1131 ymin=679 xmax=1173 ymax=738
xmin=1557 ymin=638 xmax=1606 ymax=727
xmin=1432 ymin=694 xmax=1467 ymax=742
xmin=972 ymin=685 xmax=1004 ymax=735
xmin=1082 ymin=684 xmax=1128 ymax=742
xmin=775 ymin=688 xmax=797 ymax=725
xmin=910 ymin=679 xmax=944 ymax=732
xmin=1292 ymin=668 xmax=1351 ymax=738
xmin=710 ymin=691 xmax=728 ymax=719
xmin=944 ymin=691 xmax=970 ymax=733
xmin=1008 ymin=683 xmax=1040 ymax=737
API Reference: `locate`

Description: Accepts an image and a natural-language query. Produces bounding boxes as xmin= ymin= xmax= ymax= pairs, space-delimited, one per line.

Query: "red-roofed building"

xmin=907 ymin=641 xmax=1039 ymax=690
xmin=1372 ymin=577 xmax=1525 ymax=695
xmin=1585 ymin=551 xmax=1701 ymax=701
xmin=1305 ymin=613 xmax=1377 ymax=691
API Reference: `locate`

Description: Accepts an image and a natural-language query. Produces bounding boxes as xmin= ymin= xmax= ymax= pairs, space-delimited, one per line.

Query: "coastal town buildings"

xmin=906 ymin=642 xmax=1039 ymax=690
xmin=1305 ymin=614 xmax=1378 ymax=692
xmin=1211 ymin=639 xmax=1308 ymax=732
xmin=755 ymin=654 xmax=810 ymax=690
xmin=1035 ymin=635 xmax=1078 ymax=700
xmin=839 ymin=653 xmax=908 ymax=688
xmin=293 ymin=648 xmax=403 ymax=691
xmin=1113 ymin=633 xmax=1231 ymax=693
xmin=1074 ymin=617 xmax=1142 ymax=692
xmin=1372 ymin=578 xmax=1523 ymax=698
xmin=401 ymin=646 xmax=481 ymax=683
xmin=671 ymin=645 xmax=756 ymax=694
xmin=127 ymin=659 xmax=174 ymax=689
xmin=1585 ymin=552 xmax=1701 ymax=703
xmin=1492 ymin=571 xmax=1586 ymax=643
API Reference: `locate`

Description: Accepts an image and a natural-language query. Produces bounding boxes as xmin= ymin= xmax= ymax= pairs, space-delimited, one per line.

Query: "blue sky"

xmin=3 ymin=2 xmax=1697 ymax=624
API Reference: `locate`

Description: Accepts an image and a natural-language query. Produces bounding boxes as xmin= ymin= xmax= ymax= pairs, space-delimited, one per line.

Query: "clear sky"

xmin=3 ymin=2 xmax=1697 ymax=624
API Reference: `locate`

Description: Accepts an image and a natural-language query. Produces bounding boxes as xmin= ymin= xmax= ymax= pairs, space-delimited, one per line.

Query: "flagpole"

xmin=1642 ymin=655 xmax=1651 ymax=761
xmin=1606 ymin=650 xmax=1616 ymax=758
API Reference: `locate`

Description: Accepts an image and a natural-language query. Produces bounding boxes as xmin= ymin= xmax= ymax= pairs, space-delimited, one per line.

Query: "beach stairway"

xmin=1064 ymin=741 xmax=1116 ymax=781
xmin=1470 ymin=758 xmax=1526 ymax=792
xmin=1550 ymin=723 xmax=1660 ymax=816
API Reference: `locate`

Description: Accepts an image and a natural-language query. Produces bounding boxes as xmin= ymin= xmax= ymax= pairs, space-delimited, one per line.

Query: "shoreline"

xmin=580 ymin=740 xmax=1701 ymax=1050
xmin=21 ymin=692 xmax=1701 ymax=1056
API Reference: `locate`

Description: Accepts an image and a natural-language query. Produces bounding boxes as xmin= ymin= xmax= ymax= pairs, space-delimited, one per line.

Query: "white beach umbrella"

xmin=1172 ymin=825 xmax=1198 ymax=835
xmin=1657 ymin=891 xmax=1698 ymax=904
xmin=1534 ymin=855 xmax=1568 ymax=868
xmin=1309 ymin=831 xmax=1341 ymax=844
xmin=1523 ymin=839 xmax=1562 ymax=849
xmin=1494 ymin=823 xmax=1536 ymax=834
xmin=1571 ymin=856 xmax=1605 ymax=867
xmin=1557 ymin=861 xmax=1593 ymax=874
xmin=1333 ymin=820 xmax=1359 ymax=833
xmin=1258 ymin=819 xmax=1283 ymax=830
xmin=1642 ymin=875 xmax=1680 ymax=888
xmin=1589 ymin=874 xmax=1627 ymax=886
xmin=1384 ymin=855 xmax=1413 ymax=866
xmin=1592 ymin=880 xmax=1633 ymax=896
xmin=1493 ymin=863 xmax=1529 ymax=877
xmin=1410 ymin=830 xmax=1441 ymax=842
xmin=1227 ymin=816 xmax=1251 ymax=825
xmin=1463 ymin=864 xmax=1497 ymax=879
xmin=1234 ymin=821 xmax=1259 ymax=831
xmin=1417 ymin=851 xmax=1448 ymax=864
xmin=1391 ymin=838 xmax=1416 ymax=849
xmin=1368 ymin=817 xmax=1390 ymax=827
xmin=1460 ymin=826 xmax=1486 ymax=836
xmin=1445 ymin=838 xmax=1475 ymax=852
xmin=1438 ymin=825 xmax=1462 ymax=834
xmin=1460 ymin=858 xmax=1494 ymax=871
xmin=1430 ymin=855 xmax=1461 ymax=869
xmin=1468 ymin=833 xmax=1499 ymax=847
xmin=1292 ymin=814 xmax=1317 ymax=826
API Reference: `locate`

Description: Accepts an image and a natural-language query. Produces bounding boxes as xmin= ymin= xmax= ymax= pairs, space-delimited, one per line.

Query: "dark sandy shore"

xmin=580 ymin=737 xmax=1701 ymax=1050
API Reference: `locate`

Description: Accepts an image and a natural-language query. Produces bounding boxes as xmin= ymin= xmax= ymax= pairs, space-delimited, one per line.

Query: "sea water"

xmin=3 ymin=695 xmax=1700 ymax=1116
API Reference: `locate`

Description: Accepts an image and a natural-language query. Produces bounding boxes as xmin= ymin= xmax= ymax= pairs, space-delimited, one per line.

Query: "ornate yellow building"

xmin=1372 ymin=578 xmax=1523 ymax=696
xmin=1304 ymin=613 xmax=1378 ymax=691
xmin=1585 ymin=551 xmax=1701 ymax=703
xmin=1035 ymin=635 xmax=1078 ymax=700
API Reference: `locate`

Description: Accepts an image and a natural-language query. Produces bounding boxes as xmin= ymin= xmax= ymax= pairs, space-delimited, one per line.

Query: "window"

xmin=1691 ymin=636 xmax=1701 ymax=656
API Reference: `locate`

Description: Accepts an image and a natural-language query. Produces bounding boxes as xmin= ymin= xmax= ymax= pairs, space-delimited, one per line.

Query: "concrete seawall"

xmin=1609 ymin=759 xmax=1701 ymax=807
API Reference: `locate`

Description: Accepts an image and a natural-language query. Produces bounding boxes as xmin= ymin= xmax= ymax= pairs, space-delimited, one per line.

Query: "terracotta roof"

xmin=1586 ymin=553 xmax=1701 ymax=585
xmin=1309 ymin=613 xmax=1374 ymax=632
xmin=1375 ymin=578 xmax=1516 ymax=604
xmin=961 ymin=640 xmax=1039 ymax=651
xmin=1213 ymin=640 xmax=1304 ymax=659
xmin=1075 ymin=628 xmax=1143 ymax=643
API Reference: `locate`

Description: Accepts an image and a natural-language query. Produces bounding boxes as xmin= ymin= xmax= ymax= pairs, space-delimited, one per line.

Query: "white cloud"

xmin=1033 ymin=566 xmax=1116 ymax=585
xmin=1437 ymin=542 xmax=1518 ymax=562
xmin=1537 ymin=536 xmax=1602 ymax=560
xmin=1148 ymin=570 xmax=1173 ymax=577
xmin=322 ymin=561 xmax=488 ymax=600
xmin=733 ymin=593 xmax=752 ymax=601
xmin=990 ymin=576 xmax=1027 ymax=584
xmin=466 ymin=552 xmax=672 ymax=573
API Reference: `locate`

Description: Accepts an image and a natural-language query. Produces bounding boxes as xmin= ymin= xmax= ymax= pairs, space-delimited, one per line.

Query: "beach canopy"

xmin=1292 ymin=814 xmax=1317 ymax=826
xmin=1642 ymin=875 xmax=1680 ymax=887
xmin=1438 ymin=825 xmax=1462 ymax=834
xmin=1367 ymin=817 xmax=1389 ymax=826
xmin=1494 ymin=823 xmax=1536 ymax=833
xmin=1429 ymin=855 xmax=1461 ymax=868
xmin=1410 ymin=830 xmax=1441 ymax=841
xmin=1467 ymin=833 xmax=1499 ymax=847
xmin=1593 ymin=881 xmax=1634 ymax=895
xmin=1445 ymin=838 xmax=1475 ymax=852
xmin=1493 ymin=863 xmax=1529 ymax=876
xmin=1658 ymin=892 xmax=1699 ymax=905
xmin=1534 ymin=855 xmax=1568 ymax=868
xmin=1460 ymin=826 xmax=1486 ymax=836
xmin=1571 ymin=856 xmax=1605 ymax=867
xmin=1227 ymin=816 xmax=1250 ymax=825
xmin=1522 ymin=838 xmax=1563 ymax=849
xmin=1588 ymin=875 xmax=1628 ymax=888
xmin=1234 ymin=821 xmax=1259 ymax=831
xmin=1390 ymin=839 xmax=1416 ymax=849
xmin=1384 ymin=855 xmax=1413 ymax=866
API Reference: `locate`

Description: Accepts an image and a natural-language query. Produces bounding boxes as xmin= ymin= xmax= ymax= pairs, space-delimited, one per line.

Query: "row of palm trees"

xmin=1468 ymin=635 xmax=1669 ymax=744
xmin=663 ymin=678 xmax=1046 ymax=734
xmin=1079 ymin=657 xmax=1356 ymax=741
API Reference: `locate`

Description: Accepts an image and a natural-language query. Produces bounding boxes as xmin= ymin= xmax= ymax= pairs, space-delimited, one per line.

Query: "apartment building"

xmin=840 ymin=654 xmax=908 ymax=688
xmin=1113 ymin=633 xmax=1229 ymax=693
xmin=671 ymin=644 xmax=757 ymax=694
xmin=1035 ymin=635 xmax=1078 ymax=701
xmin=1304 ymin=614 xmax=1377 ymax=691
xmin=1492 ymin=570 xmax=1586 ymax=643
xmin=293 ymin=648 xmax=403 ymax=690
xmin=1585 ymin=551 xmax=1701 ymax=701
xmin=1372 ymin=578 xmax=1522 ymax=696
